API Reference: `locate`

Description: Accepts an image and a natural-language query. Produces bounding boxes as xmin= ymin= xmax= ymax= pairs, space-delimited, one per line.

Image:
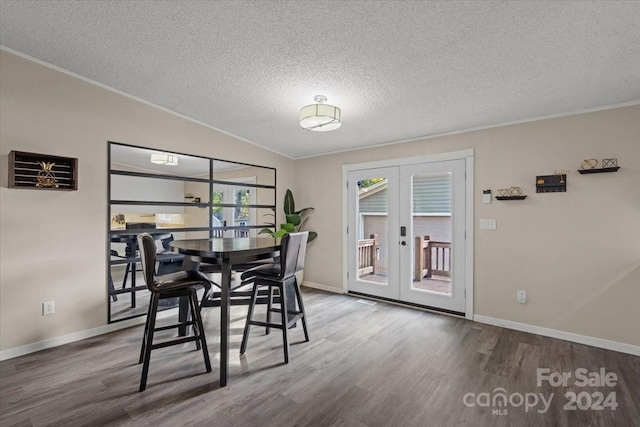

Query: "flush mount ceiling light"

xmin=150 ymin=152 xmax=178 ymax=166
xmin=299 ymin=95 xmax=341 ymax=131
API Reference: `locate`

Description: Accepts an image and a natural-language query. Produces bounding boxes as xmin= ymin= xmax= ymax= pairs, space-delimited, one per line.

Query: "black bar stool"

xmin=137 ymin=233 xmax=213 ymax=392
xmin=240 ymin=232 xmax=310 ymax=363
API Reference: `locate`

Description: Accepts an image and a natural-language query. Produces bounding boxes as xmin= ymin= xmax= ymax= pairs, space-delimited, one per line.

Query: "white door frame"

xmin=342 ymin=149 xmax=474 ymax=320
xmin=399 ymin=159 xmax=466 ymax=312
xmin=347 ymin=167 xmax=401 ymax=300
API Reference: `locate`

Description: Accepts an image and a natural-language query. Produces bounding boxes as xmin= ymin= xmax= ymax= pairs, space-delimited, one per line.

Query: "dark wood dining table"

xmin=170 ymin=237 xmax=281 ymax=387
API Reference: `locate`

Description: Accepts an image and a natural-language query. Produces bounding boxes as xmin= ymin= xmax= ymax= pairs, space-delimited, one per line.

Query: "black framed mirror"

xmin=107 ymin=141 xmax=276 ymax=322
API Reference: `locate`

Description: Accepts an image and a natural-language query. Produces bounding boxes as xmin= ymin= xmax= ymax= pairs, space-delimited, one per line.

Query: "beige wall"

xmin=295 ymin=105 xmax=640 ymax=346
xmin=0 ymin=51 xmax=295 ymax=351
xmin=1 ymin=48 xmax=638 ymax=353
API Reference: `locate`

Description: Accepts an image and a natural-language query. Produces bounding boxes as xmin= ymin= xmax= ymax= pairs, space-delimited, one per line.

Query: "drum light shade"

xmin=150 ymin=153 xmax=178 ymax=166
xmin=299 ymin=95 xmax=341 ymax=131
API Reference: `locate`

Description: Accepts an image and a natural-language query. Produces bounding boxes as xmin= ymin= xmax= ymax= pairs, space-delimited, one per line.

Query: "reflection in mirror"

xmin=212 ymin=161 xmax=276 ymax=187
xmin=111 ymin=175 xmax=211 ymax=205
xmin=111 ymin=144 xmax=210 ymax=177
xmin=108 ymin=142 xmax=276 ymax=323
xmin=211 ymin=163 xmax=276 ymax=236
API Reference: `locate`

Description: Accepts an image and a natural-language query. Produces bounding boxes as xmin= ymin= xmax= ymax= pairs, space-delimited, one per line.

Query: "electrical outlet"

xmin=42 ymin=301 xmax=55 ymax=315
xmin=517 ymin=290 xmax=527 ymax=304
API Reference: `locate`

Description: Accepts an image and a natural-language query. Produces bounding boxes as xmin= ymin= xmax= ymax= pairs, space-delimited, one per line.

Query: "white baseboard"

xmin=302 ymin=281 xmax=345 ymax=294
xmin=474 ymin=315 xmax=640 ymax=356
xmin=0 ymin=308 xmax=177 ymax=361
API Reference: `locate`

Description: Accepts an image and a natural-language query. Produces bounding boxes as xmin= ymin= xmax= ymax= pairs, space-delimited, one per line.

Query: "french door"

xmin=347 ymin=158 xmax=468 ymax=314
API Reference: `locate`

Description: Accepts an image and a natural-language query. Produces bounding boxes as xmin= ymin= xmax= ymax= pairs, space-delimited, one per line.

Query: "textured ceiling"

xmin=1 ymin=1 xmax=639 ymax=159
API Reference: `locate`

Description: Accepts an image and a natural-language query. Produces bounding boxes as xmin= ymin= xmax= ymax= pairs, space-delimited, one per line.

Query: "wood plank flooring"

xmin=1 ymin=288 xmax=639 ymax=426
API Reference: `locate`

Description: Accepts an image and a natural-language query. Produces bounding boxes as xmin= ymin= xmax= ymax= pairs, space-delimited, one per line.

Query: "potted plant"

xmin=260 ymin=189 xmax=317 ymax=284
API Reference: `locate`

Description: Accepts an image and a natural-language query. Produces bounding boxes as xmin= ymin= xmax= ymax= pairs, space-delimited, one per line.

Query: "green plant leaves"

xmin=280 ymin=223 xmax=295 ymax=232
xmin=286 ymin=213 xmax=301 ymax=226
xmin=284 ymin=189 xmax=295 ymax=215
xmin=270 ymin=189 xmax=318 ymax=242
xmin=273 ymin=229 xmax=288 ymax=238
xmin=295 ymin=207 xmax=314 ymax=216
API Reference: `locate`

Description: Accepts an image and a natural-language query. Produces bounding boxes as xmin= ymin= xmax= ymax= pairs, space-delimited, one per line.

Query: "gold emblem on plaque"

xmin=36 ymin=161 xmax=59 ymax=188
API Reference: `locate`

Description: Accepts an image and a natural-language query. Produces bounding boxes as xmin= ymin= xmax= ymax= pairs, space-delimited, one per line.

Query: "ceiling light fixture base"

xmin=300 ymin=95 xmax=341 ymax=132
xmin=150 ymin=152 xmax=179 ymax=166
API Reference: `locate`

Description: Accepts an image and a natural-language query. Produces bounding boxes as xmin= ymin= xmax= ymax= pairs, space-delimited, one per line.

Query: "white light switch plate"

xmin=480 ymin=219 xmax=497 ymax=230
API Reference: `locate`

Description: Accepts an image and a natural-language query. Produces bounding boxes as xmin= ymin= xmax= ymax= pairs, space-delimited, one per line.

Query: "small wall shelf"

xmin=496 ymin=195 xmax=527 ymax=200
xmin=536 ymin=175 xmax=566 ymax=193
xmin=8 ymin=150 xmax=78 ymax=191
xmin=578 ymin=167 xmax=620 ymax=174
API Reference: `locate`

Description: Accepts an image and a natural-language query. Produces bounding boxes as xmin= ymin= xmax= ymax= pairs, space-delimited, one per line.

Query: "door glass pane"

xmin=411 ymin=173 xmax=452 ymax=295
xmin=356 ymin=177 xmax=388 ymax=285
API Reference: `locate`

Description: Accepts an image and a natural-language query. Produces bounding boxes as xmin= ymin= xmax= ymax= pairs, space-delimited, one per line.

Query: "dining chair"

xmin=239 ymin=232 xmax=309 ymax=363
xmin=137 ymin=233 xmax=212 ymax=392
xmin=110 ymin=248 xmax=133 ymax=290
xmin=108 ymin=272 xmax=117 ymax=302
xmin=155 ymin=234 xmax=185 ymax=276
xmin=112 ymin=222 xmax=157 ymax=293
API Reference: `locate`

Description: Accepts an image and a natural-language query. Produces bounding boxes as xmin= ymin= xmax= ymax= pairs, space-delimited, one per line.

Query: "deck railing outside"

xmin=358 ymin=234 xmax=379 ymax=276
xmin=357 ymin=234 xmax=452 ymax=280
xmin=415 ymin=235 xmax=451 ymax=280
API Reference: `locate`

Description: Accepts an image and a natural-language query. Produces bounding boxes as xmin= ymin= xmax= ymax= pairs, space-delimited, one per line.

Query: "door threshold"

xmin=347 ymin=291 xmax=465 ymax=318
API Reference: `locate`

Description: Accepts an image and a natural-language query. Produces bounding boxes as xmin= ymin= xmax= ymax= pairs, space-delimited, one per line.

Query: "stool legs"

xmin=187 ymin=292 xmax=201 ymax=351
xmin=139 ymin=289 xmax=211 ymax=392
xmin=190 ymin=288 xmax=212 ymax=373
xmin=240 ymin=279 xmax=308 ymax=364
xmin=280 ymin=283 xmax=289 ymax=364
xmin=108 ymin=274 xmax=118 ymax=302
xmin=139 ymin=293 xmax=156 ymax=364
xmin=266 ymin=287 xmax=274 ymax=335
xmin=139 ymin=293 xmax=159 ymax=392
xmin=293 ymin=281 xmax=310 ymax=342
xmin=240 ymin=282 xmax=260 ymax=355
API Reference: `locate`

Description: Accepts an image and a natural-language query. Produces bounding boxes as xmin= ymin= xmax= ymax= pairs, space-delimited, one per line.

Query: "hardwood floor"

xmin=1 ymin=288 xmax=638 ymax=426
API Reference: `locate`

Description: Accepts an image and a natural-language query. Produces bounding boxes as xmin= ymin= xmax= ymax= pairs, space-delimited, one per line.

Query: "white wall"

xmin=0 ymin=50 xmax=295 ymax=351
xmin=295 ymin=105 xmax=640 ymax=347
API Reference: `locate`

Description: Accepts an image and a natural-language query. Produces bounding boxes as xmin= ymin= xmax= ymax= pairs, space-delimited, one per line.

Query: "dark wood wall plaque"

xmin=8 ymin=151 xmax=78 ymax=191
xmin=536 ymin=174 xmax=566 ymax=193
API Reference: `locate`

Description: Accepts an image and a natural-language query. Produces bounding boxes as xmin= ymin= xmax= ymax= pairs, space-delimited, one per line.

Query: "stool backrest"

xmin=279 ymin=232 xmax=309 ymax=280
xmin=137 ymin=233 xmax=159 ymax=292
